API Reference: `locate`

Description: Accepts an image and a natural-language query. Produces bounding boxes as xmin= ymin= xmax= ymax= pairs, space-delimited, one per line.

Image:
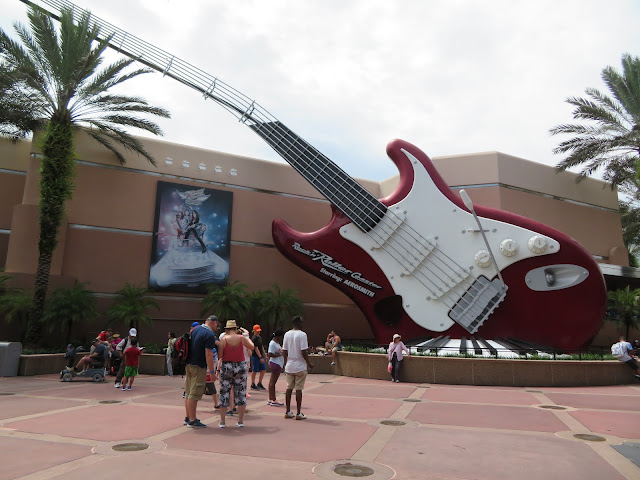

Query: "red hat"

xmin=253 ymin=324 xmax=261 ymax=332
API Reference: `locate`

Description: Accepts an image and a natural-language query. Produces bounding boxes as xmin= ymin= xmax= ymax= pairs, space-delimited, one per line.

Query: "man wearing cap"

xmin=250 ymin=324 xmax=267 ymax=390
xmin=114 ymin=328 xmax=138 ymax=388
xmin=183 ymin=315 xmax=219 ymax=428
xmin=74 ymin=338 xmax=106 ymax=372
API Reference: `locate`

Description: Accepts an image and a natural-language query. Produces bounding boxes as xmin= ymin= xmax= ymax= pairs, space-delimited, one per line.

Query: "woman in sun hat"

xmin=388 ymin=333 xmax=409 ymax=383
xmin=217 ymin=320 xmax=254 ymax=428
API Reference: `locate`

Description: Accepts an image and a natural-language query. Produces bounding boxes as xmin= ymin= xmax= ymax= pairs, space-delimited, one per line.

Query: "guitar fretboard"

xmin=27 ymin=0 xmax=388 ymax=232
xmin=249 ymin=121 xmax=386 ymax=231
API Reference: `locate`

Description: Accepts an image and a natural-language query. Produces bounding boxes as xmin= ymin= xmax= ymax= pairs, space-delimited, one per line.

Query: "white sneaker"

xmin=114 ymin=382 xmax=121 ymax=388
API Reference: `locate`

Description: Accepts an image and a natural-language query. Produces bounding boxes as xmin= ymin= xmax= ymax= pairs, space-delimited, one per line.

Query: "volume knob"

xmin=528 ymin=235 xmax=548 ymax=254
xmin=474 ymin=250 xmax=491 ymax=268
xmin=500 ymin=239 xmax=519 ymax=257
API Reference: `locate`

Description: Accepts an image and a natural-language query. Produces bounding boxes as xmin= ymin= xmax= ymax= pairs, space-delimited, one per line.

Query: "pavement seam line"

xmin=588 ymin=442 xmax=640 ymax=480
xmin=350 ymin=426 xmax=397 ymax=463
xmin=15 ymin=452 xmax=106 ymax=480
xmin=528 ymin=391 xmax=591 ymax=432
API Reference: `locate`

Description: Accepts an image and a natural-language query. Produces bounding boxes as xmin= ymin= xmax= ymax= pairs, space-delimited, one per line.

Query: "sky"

xmin=2 ymin=0 xmax=640 ymax=182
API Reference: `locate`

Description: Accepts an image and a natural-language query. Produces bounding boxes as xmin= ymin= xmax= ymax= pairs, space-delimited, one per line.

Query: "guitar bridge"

xmin=448 ymin=277 xmax=507 ymax=334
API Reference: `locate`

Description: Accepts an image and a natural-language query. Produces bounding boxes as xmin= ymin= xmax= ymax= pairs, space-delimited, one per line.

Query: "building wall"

xmin=0 ymin=136 xmax=629 ymax=347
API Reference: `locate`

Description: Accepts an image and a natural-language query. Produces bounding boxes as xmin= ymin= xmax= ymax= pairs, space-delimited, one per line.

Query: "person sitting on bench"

xmin=75 ymin=338 xmax=106 ymax=372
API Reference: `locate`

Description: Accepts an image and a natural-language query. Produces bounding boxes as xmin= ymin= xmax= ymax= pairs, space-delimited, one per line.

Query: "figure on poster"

xmin=149 ymin=182 xmax=233 ymax=293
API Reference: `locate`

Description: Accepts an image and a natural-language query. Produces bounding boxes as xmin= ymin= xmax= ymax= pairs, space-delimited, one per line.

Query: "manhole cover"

xmin=0 ymin=393 xmax=15 ymax=396
xmin=319 ymin=381 xmax=333 ymax=383
xmin=99 ymin=400 xmax=122 ymax=404
xmin=402 ymin=398 xmax=421 ymax=403
xmin=526 ymin=390 xmax=542 ymax=393
xmin=573 ymin=434 xmax=606 ymax=442
xmin=334 ymin=463 xmax=375 ymax=477
xmin=539 ymin=405 xmax=566 ymax=410
xmin=380 ymin=420 xmax=406 ymax=426
xmin=111 ymin=443 xmax=150 ymax=452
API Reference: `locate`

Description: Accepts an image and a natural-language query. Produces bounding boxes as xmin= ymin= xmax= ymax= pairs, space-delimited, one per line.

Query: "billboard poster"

xmin=149 ymin=181 xmax=233 ymax=293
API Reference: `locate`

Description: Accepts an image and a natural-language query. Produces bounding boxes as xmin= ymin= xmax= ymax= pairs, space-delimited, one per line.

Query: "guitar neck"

xmin=27 ymin=0 xmax=388 ymax=232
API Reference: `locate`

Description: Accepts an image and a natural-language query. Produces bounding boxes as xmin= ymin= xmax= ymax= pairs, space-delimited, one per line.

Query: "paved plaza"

xmin=0 ymin=373 xmax=639 ymax=480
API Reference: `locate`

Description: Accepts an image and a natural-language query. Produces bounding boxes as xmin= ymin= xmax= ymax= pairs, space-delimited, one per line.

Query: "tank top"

xmin=222 ymin=337 xmax=245 ymax=362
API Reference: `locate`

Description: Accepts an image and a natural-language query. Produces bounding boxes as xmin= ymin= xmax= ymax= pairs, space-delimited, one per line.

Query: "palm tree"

xmin=0 ymin=6 xmax=170 ymax=343
xmin=551 ymin=53 xmax=640 ymax=195
xmin=607 ymin=286 xmax=640 ymax=339
xmin=106 ymin=283 xmax=159 ymax=334
xmin=201 ymin=281 xmax=249 ymax=325
xmin=42 ymin=281 xmax=98 ymax=345
xmin=258 ymin=284 xmax=303 ymax=337
xmin=619 ymin=201 xmax=640 ymax=267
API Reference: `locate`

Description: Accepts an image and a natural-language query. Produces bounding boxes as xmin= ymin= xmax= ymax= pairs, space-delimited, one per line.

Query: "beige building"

xmin=0 ymin=133 xmax=631 ymax=347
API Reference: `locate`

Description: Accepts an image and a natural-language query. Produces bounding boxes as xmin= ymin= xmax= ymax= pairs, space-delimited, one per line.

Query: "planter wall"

xmin=15 ymin=351 xmax=638 ymax=386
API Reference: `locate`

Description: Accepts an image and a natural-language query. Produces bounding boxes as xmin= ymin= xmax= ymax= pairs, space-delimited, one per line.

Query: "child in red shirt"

xmin=122 ymin=337 xmax=142 ymax=391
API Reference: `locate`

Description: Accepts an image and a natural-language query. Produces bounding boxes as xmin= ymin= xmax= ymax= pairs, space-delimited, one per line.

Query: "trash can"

xmin=0 ymin=342 xmax=22 ymax=377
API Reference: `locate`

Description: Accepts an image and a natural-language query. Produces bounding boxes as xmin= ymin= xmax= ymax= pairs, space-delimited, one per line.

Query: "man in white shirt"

xmin=612 ymin=336 xmax=640 ymax=380
xmin=282 ymin=316 xmax=313 ymax=420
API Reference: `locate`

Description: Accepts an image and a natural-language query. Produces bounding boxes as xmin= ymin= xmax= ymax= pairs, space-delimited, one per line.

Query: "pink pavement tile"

xmin=421 ymin=387 xmax=539 ymax=405
xmin=375 ymin=426 xmax=626 ymax=480
xmin=534 ymin=385 xmax=640 ymax=395
xmin=5 ymin=403 xmax=212 ymax=440
xmin=0 ymin=436 xmax=92 ymax=479
xmin=165 ymin=412 xmax=377 ymax=463
xmin=310 ymin=382 xmax=415 ymax=399
xmin=407 ymin=402 xmax=567 ymax=432
xmin=0 ymin=395 xmax=83 ymax=420
xmin=544 ymin=393 xmax=640 ymax=412
xmin=27 ymin=383 xmax=175 ymax=400
xmin=255 ymin=392 xmax=400 ymax=420
xmin=569 ymin=410 xmax=640 ymax=439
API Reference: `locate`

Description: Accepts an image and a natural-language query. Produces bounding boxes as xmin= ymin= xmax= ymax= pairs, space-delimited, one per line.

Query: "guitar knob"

xmin=528 ymin=235 xmax=548 ymax=254
xmin=474 ymin=250 xmax=492 ymax=268
xmin=499 ymin=239 xmax=519 ymax=257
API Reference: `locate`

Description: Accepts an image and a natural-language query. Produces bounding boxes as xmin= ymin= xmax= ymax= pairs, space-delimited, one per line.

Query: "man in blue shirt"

xmin=184 ymin=315 xmax=219 ymax=428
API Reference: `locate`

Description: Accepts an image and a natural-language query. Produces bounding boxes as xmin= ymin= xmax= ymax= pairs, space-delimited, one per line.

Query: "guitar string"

xmin=38 ymin=0 xmax=502 ymax=325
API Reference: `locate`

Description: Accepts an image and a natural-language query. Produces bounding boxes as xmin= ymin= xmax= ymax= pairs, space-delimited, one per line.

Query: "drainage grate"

xmin=380 ymin=420 xmax=406 ymax=426
xmin=573 ymin=434 xmax=606 ymax=442
xmin=402 ymin=398 xmax=421 ymax=403
xmin=333 ymin=463 xmax=375 ymax=477
xmin=111 ymin=443 xmax=150 ymax=452
xmin=99 ymin=400 xmax=122 ymax=404
xmin=539 ymin=405 xmax=566 ymax=410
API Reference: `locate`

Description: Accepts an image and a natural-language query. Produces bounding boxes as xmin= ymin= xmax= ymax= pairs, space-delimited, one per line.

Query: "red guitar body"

xmin=272 ymin=139 xmax=607 ymax=350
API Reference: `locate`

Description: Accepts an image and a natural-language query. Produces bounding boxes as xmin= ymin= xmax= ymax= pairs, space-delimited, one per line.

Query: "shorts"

xmin=285 ymin=370 xmax=307 ymax=391
xmin=269 ymin=362 xmax=282 ymax=375
xmin=624 ymin=358 xmax=639 ymax=370
xmin=251 ymin=356 xmax=267 ymax=372
xmin=185 ymin=364 xmax=207 ymax=401
xmin=124 ymin=366 xmax=138 ymax=377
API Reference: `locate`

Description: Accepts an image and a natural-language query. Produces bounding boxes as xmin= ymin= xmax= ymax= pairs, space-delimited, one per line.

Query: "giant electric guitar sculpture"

xmin=28 ymin=0 xmax=607 ymax=350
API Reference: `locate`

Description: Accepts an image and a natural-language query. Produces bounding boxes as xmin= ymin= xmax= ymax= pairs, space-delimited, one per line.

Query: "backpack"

xmin=611 ymin=342 xmax=626 ymax=358
xmin=174 ymin=334 xmax=190 ymax=364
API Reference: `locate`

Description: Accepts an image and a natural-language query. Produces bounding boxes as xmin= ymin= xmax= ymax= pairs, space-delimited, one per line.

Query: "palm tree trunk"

xmin=25 ymin=120 xmax=75 ymax=345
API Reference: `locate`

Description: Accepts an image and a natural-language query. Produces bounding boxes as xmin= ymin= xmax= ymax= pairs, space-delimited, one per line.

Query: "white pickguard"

xmin=340 ymin=149 xmax=559 ymax=332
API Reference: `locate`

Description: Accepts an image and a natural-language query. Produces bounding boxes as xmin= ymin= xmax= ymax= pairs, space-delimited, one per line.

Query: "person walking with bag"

xmin=388 ymin=334 xmax=409 ymax=383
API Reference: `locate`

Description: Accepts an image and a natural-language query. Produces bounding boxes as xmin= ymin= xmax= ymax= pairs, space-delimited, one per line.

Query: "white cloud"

xmin=3 ymin=0 xmax=640 ymax=182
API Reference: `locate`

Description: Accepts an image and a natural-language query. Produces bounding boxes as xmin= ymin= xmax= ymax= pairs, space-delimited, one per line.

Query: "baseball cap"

xmin=129 ymin=328 xmax=137 ymax=337
xmin=253 ymin=324 xmax=261 ymax=332
xmin=191 ymin=321 xmax=200 ymax=328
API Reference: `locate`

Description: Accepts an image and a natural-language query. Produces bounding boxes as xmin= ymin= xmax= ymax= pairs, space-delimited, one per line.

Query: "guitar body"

xmin=272 ymin=139 xmax=607 ymax=350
